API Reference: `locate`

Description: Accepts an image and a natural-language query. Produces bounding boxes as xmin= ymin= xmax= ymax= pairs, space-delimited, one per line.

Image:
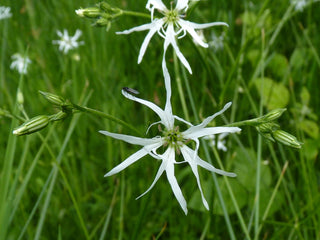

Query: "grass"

xmin=1 ymin=0 xmax=320 ymax=239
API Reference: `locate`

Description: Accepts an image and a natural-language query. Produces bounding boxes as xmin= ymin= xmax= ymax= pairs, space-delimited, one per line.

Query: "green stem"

xmin=72 ymin=104 xmax=140 ymax=135
xmin=121 ymin=10 xmax=150 ymax=19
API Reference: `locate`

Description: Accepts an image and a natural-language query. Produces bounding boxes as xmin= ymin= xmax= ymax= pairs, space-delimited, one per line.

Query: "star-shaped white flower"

xmin=290 ymin=0 xmax=307 ymax=11
xmin=52 ymin=29 xmax=84 ymax=54
xmin=117 ymin=0 xmax=228 ymax=74
xmin=100 ymin=87 xmax=241 ymax=214
xmin=205 ymin=132 xmax=229 ymax=152
xmin=10 ymin=53 xmax=31 ymax=75
xmin=0 ymin=6 xmax=12 ymax=20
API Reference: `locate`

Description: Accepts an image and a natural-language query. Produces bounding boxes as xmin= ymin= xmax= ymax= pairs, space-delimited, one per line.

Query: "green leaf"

xmin=254 ymin=77 xmax=290 ymax=110
xmin=298 ymin=120 xmax=319 ymax=139
xmin=302 ymin=139 xmax=320 ymax=160
xmin=267 ymin=53 xmax=288 ymax=80
xmin=233 ymin=147 xmax=272 ymax=192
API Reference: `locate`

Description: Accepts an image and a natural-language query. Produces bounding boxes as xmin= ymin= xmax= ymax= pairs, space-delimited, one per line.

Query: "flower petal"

xmin=180 ymin=145 xmax=209 ymax=210
xmin=121 ymin=89 xmax=174 ymax=129
xmin=186 ymin=21 xmax=229 ymax=29
xmin=146 ymin=0 xmax=167 ymax=12
xmin=104 ymin=147 xmax=149 ymax=177
xmin=136 ymin=160 xmax=166 ymax=199
xmin=116 ymin=21 xmax=156 ymax=35
xmin=178 ymin=19 xmax=209 ymax=48
xmin=138 ymin=19 xmax=164 ymax=63
xmin=99 ymin=130 xmax=162 ymax=146
xmin=165 ymin=24 xmax=192 ymax=74
xmin=163 ymin=147 xmax=187 ymax=214
xmin=182 ymin=145 xmax=236 ymax=177
xmin=183 ymin=102 xmax=232 ymax=135
xmin=175 ymin=0 xmax=189 ymax=11
xmin=184 ymin=126 xmax=241 ymax=139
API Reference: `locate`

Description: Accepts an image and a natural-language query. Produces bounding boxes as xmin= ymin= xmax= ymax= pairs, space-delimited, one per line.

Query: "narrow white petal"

xmin=146 ymin=0 xmax=167 ymax=12
xmin=121 ymin=90 xmax=173 ymax=129
xmin=178 ymin=19 xmax=209 ymax=48
xmin=182 ymin=145 xmax=236 ymax=177
xmin=138 ymin=19 xmax=164 ymax=63
xmin=186 ymin=21 xmax=229 ymax=29
xmin=164 ymin=147 xmax=187 ymax=214
xmin=104 ymin=147 xmax=149 ymax=177
xmin=175 ymin=0 xmax=189 ymax=11
xmin=166 ymin=24 xmax=192 ymax=74
xmin=99 ymin=130 xmax=162 ymax=146
xmin=184 ymin=126 xmax=241 ymax=139
xmin=116 ymin=22 xmax=155 ymax=35
xmin=180 ymin=146 xmax=209 ymax=210
xmin=183 ymin=102 xmax=232 ymax=135
xmin=136 ymin=161 xmax=166 ymax=199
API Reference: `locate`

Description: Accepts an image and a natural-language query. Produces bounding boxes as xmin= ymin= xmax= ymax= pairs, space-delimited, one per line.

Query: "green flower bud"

xmin=17 ymin=89 xmax=24 ymax=105
xmin=49 ymin=111 xmax=69 ymax=122
xmin=98 ymin=2 xmax=112 ymax=12
xmin=260 ymin=108 xmax=287 ymax=123
xmin=256 ymin=122 xmax=279 ymax=134
xmin=39 ymin=91 xmax=65 ymax=106
xmin=273 ymin=130 xmax=302 ymax=149
xmin=75 ymin=7 xmax=101 ymax=18
xmin=13 ymin=115 xmax=50 ymax=136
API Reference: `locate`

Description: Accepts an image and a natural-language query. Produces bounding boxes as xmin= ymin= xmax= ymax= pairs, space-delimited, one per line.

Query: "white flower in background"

xmin=290 ymin=0 xmax=307 ymax=11
xmin=52 ymin=29 xmax=84 ymax=54
xmin=10 ymin=54 xmax=31 ymax=74
xmin=209 ymin=32 xmax=225 ymax=52
xmin=205 ymin=132 xmax=229 ymax=152
xmin=0 ymin=6 xmax=12 ymax=20
xmin=100 ymin=85 xmax=241 ymax=214
xmin=117 ymin=0 xmax=228 ymax=74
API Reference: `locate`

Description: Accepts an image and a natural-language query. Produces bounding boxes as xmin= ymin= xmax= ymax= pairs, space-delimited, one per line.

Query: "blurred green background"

xmin=0 ymin=0 xmax=320 ymax=239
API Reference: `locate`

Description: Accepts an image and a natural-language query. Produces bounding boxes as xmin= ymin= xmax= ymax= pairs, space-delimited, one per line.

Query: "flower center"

xmin=163 ymin=126 xmax=184 ymax=150
xmin=164 ymin=9 xmax=179 ymax=24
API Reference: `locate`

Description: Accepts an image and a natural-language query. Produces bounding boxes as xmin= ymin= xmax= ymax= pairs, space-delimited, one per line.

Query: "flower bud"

xmin=98 ymin=2 xmax=112 ymax=12
xmin=39 ymin=91 xmax=65 ymax=106
xmin=256 ymin=122 xmax=279 ymax=134
xmin=49 ymin=111 xmax=68 ymax=122
xmin=13 ymin=115 xmax=50 ymax=136
xmin=260 ymin=108 xmax=287 ymax=122
xmin=273 ymin=130 xmax=302 ymax=149
xmin=17 ymin=89 xmax=24 ymax=105
xmin=75 ymin=7 xmax=101 ymax=18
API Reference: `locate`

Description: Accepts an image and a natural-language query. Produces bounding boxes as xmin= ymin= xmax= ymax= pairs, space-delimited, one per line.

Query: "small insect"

xmin=122 ymin=87 xmax=140 ymax=95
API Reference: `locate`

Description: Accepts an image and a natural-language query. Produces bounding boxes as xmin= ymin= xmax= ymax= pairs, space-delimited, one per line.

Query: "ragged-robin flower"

xmin=52 ymin=29 xmax=84 ymax=54
xmin=100 ymin=86 xmax=241 ymax=215
xmin=116 ymin=0 xmax=228 ymax=74
xmin=0 ymin=6 xmax=12 ymax=20
xmin=10 ymin=53 xmax=31 ymax=75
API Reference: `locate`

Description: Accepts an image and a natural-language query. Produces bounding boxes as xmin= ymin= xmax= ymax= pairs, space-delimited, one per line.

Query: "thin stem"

xmin=121 ymin=10 xmax=150 ymax=19
xmin=72 ymin=104 xmax=140 ymax=135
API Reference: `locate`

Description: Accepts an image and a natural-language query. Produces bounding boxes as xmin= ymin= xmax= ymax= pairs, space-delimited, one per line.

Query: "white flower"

xmin=10 ymin=53 xmax=31 ymax=74
xmin=117 ymin=0 xmax=228 ymax=74
xmin=205 ymin=133 xmax=229 ymax=152
xmin=0 ymin=6 xmax=12 ymax=20
xmin=290 ymin=0 xmax=307 ymax=11
xmin=100 ymin=86 xmax=241 ymax=214
xmin=52 ymin=29 xmax=84 ymax=54
xmin=209 ymin=32 xmax=225 ymax=52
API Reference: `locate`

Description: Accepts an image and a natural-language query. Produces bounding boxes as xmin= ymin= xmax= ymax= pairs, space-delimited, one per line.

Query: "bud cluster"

xmin=13 ymin=91 xmax=73 ymax=136
xmin=254 ymin=109 xmax=302 ymax=149
xmin=75 ymin=2 xmax=122 ymax=31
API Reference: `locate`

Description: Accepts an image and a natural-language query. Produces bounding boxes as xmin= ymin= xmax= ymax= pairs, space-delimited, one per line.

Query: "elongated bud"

xmin=49 ymin=111 xmax=68 ymax=121
xmin=75 ymin=7 xmax=101 ymax=18
xmin=260 ymin=108 xmax=287 ymax=122
xmin=98 ymin=2 xmax=112 ymax=12
xmin=39 ymin=91 xmax=65 ymax=106
xmin=17 ymin=89 xmax=24 ymax=105
xmin=256 ymin=122 xmax=279 ymax=134
xmin=13 ymin=115 xmax=49 ymax=136
xmin=273 ymin=130 xmax=302 ymax=149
